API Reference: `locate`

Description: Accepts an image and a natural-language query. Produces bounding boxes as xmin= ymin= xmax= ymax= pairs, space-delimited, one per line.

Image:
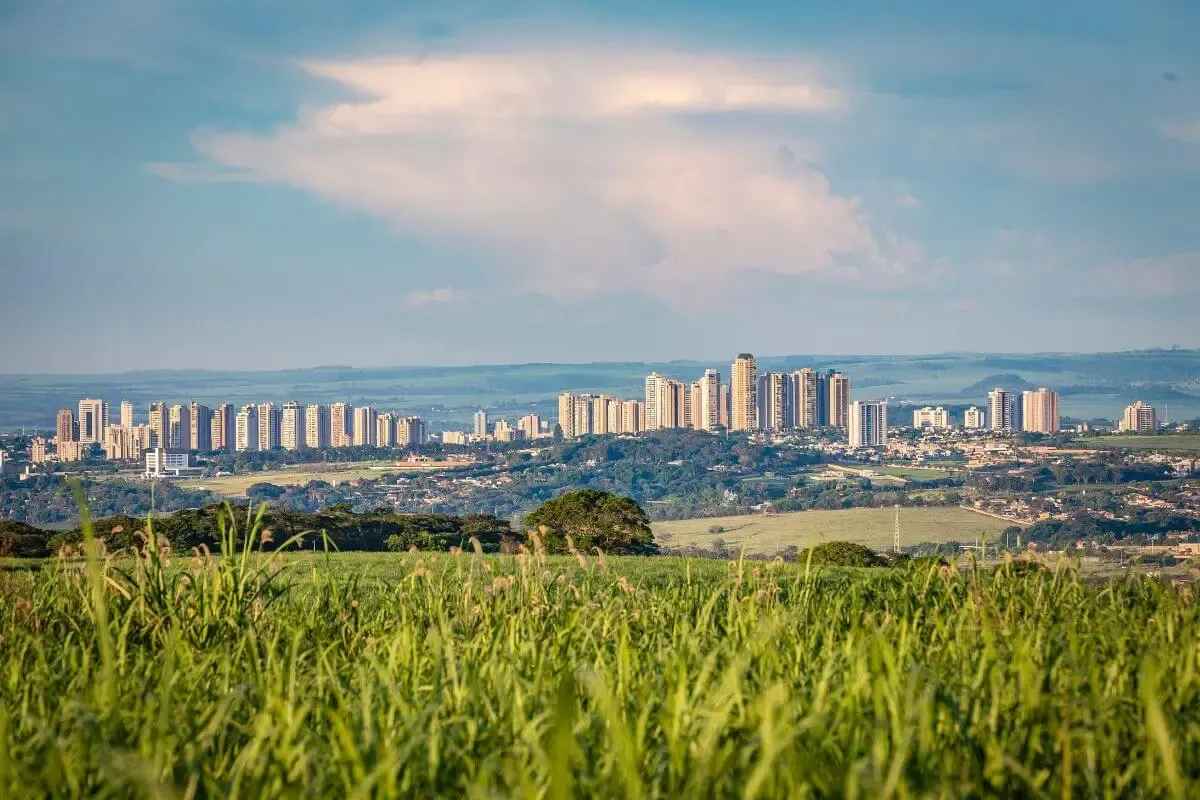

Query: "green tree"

xmin=797 ymin=541 xmax=888 ymax=567
xmin=524 ymin=489 xmax=658 ymax=555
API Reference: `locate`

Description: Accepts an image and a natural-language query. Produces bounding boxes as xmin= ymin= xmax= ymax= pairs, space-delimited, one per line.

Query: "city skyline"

xmin=4 ymin=2 xmax=1200 ymax=371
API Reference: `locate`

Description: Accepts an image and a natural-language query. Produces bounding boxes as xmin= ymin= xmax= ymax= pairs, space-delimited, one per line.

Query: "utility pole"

xmin=893 ymin=504 xmax=901 ymax=554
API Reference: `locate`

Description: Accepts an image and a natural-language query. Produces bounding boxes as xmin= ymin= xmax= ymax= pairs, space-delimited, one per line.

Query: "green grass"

xmin=4 ymin=506 xmax=1200 ymax=796
xmin=655 ymin=506 xmax=1009 ymax=554
xmin=1077 ymin=434 xmax=1200 ymax=452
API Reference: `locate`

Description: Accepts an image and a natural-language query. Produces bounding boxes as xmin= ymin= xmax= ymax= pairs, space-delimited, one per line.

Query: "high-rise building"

xmin=622 ymin=399 xmax=642 ymax=435
xmin=305 ymin=404 xmax=331 ymax=449
xmin=102 ymin=424 xmax=143 ymax=461
xmin=606 ymin=399 xmax=623 ymax=434
xmin=557 ymin=394 xmax=575 ymax=438
xmin=757 ymin=372 xmax=790 ymax=431
xmin=1021 ymin=388 xmax=1060 ymax=434
xmin=189 ymin=402 xmax=212 ymax=451
xmin=592 ymin=395 xmax=610 ymax=435
xmin=212 ymin=403 xmax=234 ymax=451
xmin=988 ymin=389 xmax=1016 ymax=433
xmin=330 ymin=403 xmax=352 ymax=448
xmin=168 ymin=404 xmax=191 ymax=450
xmin=353 ymin=406 xmax=378 ymax=447
xmin=792 ymin=368 xmax=818 ymax=429
xmin=695 ymin=369 xmax=721 ymax=431
xmin=828 ymin=373 xmax=851 ymax=430
xmin=397 ymin=416 xmax=425 ymax=446
xmin=645 ymin=374 xmax=686 ymax=430
xmin=281 ymin=401 xmax=306 ymax=450
xmin=376 ymin=413 xmax=396 ymax=447
xmin=120 ymin=400 xmax=134 ymax=429
xmin=148 ymin=403 xmax=167 ymax=450
xmin=963 ymin=406 xmax=986 ymax=429
xmin=572 ymin=394 xmax=595 ymax=436
xmin=473 ymin=410 xmax=489 ymax=438
xmin=518 ymin=414 xmax=542 ymax=440
xmin=719 ymin=385 xmax=730 ymax=429
xmin=56 ymin=409 xmax=77 ymax=444
xmin=730 ymin=354 xmax=758 ymax=431
xmin=257 ymin=403 xmax=282 ymax=451
xmin=235 ymin=405 xmax=258 ymax=452
xmin=913 ymin=407 xmax=950 ymax=429
xmin=78 ymin=398 xmax=109 ymax=445
xmin=849 ymin=401 xmax=888 ymax=448
xmin=31 ymin=437 xmax=50 ymax=464
xmin=1119 ymin=401 xmax=1158 ymax=433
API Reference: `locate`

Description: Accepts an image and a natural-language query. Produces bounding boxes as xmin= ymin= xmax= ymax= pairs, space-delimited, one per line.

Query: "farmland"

xmin=178 ymin=459 xmax=468 ymax=497
xmin=655 ymin=506 xmax=1009 ymax=554
xmin=3 ymin=527 xmax=1199 ymax=796
xmin=1077 ymin=433 xmax=1200 ymax=453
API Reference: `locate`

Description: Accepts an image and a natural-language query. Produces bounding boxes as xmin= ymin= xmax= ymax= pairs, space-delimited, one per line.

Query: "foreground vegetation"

xmin=3 ymin=506 xmax=1200 ymax=796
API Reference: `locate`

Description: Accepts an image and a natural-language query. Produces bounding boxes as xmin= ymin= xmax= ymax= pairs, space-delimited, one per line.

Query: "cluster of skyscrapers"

xmin=558 ymin=354 xmax=871 ymax=441
xmin=35 ymin=399 xmax=427 ymax=463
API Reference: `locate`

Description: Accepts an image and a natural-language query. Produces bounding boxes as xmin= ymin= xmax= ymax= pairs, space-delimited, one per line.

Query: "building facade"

xmin=1021 ymin=388 xmax=1060 ymax=434
xmin=730 ymin=354 xmax=758 ymax=431
xmin=849 ymin=401 xmax=888 ymax=448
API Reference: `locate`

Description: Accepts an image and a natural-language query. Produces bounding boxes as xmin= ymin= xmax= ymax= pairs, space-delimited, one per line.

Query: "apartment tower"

xmin=730 ymin=354 xmax=758 ymax=431
xmin=849 ymin=401 xmax=888 ymax=448
xmin=1021 ymin=388 xmax=1060 ymax=434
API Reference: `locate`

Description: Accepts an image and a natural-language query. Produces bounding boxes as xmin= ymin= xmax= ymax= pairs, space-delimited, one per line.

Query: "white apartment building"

xmin=913 ymin=406 xmax=950 ymax=429
xmin=849 ymin=400 xmax=888 ymax=448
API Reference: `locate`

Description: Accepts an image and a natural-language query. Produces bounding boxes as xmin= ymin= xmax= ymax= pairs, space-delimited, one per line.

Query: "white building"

xmin=77 ymin=398 xmax=109 ymax=445
xmin=353 ymin=406 xmax=378 ymax=447
xmin=473 ymin=410 xmax=489 ymax=438
xmin=849 ymin=401 xmax=888 ymax=448
xmin=144 ymin=448 xmax=202 ymax=478
xmin=258 ymin=403 xmax=282 ymax=451
xmin=235 ymin=405 xmax=258 ymax=452
xmin=281 ymin=401 xmax=305 ymax=450
xmin=963 ymin=406 xmax=986 ymax=429
xmin=442 ymin=430 xmax=468 ymax=445
xmin=988 ymin=389 xmax=1016 ymax=433
xmin=913 ymin=406 xmax=950 ymax=429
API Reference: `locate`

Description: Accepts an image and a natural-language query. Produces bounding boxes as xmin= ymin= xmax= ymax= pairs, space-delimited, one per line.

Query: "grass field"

xmin=654 ymin=506 xmax=1009 ymax=554
xmin=3 ymin=513 xmax=1200 ymax=796
xmin=178 ymin=460 xmax=462 ymax=497
xmin=1077 ymin=433 xmax=1200 ymax=452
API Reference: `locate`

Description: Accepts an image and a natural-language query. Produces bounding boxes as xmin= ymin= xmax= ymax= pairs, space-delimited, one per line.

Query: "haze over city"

xmin=4 ymin=0 xmax=1200 ymax=371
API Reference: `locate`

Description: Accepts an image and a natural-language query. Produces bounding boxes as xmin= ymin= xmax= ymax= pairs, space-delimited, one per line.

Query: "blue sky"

xmin=2 ymin=0 xmax=1199 ymax=371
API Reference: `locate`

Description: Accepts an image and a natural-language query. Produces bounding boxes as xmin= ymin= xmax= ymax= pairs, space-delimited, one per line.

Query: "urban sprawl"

xmin=11 ymin=353 xmax=1170 ymax=480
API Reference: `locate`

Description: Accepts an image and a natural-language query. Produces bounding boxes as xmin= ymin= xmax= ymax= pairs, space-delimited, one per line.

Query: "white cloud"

xmin=154 ymin=45 xmax=923 ymax=302
xmin=407 ymin=287 xmax=459 ymax=306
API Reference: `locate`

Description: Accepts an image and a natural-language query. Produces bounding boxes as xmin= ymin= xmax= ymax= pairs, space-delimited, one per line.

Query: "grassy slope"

xmin=654 ymin=506 xmax=1010 ymax=554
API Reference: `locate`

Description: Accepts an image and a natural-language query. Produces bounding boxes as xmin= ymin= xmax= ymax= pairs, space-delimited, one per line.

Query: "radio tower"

xmin=893 ymin=505 xmax=901 ymax=554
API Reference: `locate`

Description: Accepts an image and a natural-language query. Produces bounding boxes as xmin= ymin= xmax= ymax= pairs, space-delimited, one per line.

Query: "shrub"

xmin=797 ymin=541 xmax=888 ymax=567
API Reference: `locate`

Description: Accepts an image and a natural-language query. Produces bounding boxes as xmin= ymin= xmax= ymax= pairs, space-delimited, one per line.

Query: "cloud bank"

xmin=152 ymin=46 xmax=923 ymax=302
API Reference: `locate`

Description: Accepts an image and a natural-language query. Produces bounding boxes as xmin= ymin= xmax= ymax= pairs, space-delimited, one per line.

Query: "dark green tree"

xmin=524 ymin=489 xmax=658 ymax=555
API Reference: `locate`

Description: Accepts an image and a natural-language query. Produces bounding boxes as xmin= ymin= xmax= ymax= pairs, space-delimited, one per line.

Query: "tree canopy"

xmin=524 ymin=489 xmax=658 ymax=555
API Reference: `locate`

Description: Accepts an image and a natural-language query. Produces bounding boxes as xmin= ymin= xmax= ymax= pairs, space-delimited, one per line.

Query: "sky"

xmin=2 ymin=0 xmax=1200 ymax=372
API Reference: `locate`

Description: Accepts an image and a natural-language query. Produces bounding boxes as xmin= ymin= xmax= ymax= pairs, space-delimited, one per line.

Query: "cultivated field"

xmin=1077 ymin=433 xmax=1200 ymax=452
xmin=3 ymin=527 xmax=1199 ymax=796
xmin=655 ymin=506 xmax=1010 ymax=554
xmin=179 ymin=460 xmax=466 ymax=497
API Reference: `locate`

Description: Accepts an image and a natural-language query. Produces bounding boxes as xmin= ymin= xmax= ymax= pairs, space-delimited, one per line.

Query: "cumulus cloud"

xmin=153 ymin=45 xmax=923 ymax=302
xmin=407 ymin=287 xmax=459 ymax=306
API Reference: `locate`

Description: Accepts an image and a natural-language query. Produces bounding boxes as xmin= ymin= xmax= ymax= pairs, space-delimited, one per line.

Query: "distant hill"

xmin=959 ymin=374 xmax=1038 ymax=397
